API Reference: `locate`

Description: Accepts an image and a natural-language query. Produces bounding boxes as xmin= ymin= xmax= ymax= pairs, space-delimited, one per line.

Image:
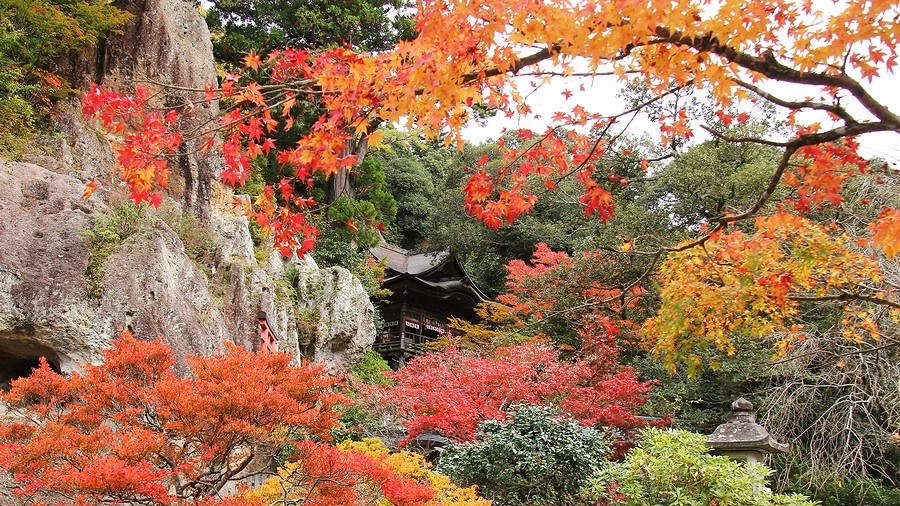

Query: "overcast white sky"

xmin=460 ymin=0 xmax=900 ymax=167
xmin=461 ymin=69 xmax=900 ymax=167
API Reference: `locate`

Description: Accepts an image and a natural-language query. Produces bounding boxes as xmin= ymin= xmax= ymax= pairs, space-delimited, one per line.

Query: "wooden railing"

xmin=373 ymin=332 xmax=440 ymax=355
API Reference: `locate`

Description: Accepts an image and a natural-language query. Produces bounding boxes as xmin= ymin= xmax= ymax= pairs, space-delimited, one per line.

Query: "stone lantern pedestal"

xmin=707 ymin=397 xmax=788 ymax=464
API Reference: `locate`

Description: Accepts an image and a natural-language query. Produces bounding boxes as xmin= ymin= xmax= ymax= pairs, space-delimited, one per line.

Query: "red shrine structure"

xmin=257 ymin=311 xmax=279 ymax=353
xmin=370 ymin=242 xmax=490 ymax=368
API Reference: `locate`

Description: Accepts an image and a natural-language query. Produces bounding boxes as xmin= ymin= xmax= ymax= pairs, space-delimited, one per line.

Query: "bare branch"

xmin=733 ymin=78 xmax=858 ymax=124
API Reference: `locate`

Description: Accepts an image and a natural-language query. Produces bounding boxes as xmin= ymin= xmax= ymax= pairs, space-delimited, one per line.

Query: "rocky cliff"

xmin=0 ymin=0 xmax=375 ymax=382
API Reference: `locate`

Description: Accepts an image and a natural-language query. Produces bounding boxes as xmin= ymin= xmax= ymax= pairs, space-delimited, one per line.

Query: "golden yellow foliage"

xmin=644 ymin=212 xmax=894 ymax=374
xmin=246 ymin=439 xmax=490 ymax=506
xmin=429 ymin=303 xmax=528 ymax=351
xmin=339 ymin=439 xmax=491 ymax=506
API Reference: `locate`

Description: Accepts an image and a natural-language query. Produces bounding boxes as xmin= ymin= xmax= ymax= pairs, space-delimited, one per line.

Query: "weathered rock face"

xmin=0 ymin=159 xmax=254 ymax=374
xmin=0 ymin=159 xmax=376 ymax=377
xmin=0 ymin=0 xmax=377 ymax=380
xmin=57 ymin=0 xmax=224 ymax=219
xmin=296 ymin=256 xmax=377 ymax=370
xmin=0 ymin=161 xmax=106 ymax=374
xmin=98 ymin=221 xmax=240 ymax=364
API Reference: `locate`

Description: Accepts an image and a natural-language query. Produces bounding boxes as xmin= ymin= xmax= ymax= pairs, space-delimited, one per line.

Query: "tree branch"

xmin=652 ymin=27 xmax=900 ymax=130
xmin=732 ymin=78 xmax=858 ymax=124
xmin=789 ymin=292 xmax=900 ymax=311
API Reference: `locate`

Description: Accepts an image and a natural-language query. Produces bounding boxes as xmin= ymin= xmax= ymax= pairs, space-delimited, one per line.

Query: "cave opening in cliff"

xmin=0 ymin=341 xmax=62 ymax=391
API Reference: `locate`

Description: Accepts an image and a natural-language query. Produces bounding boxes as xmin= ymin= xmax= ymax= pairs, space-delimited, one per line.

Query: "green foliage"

xmin=795 ymin=476 xmax=900 ymax=506
xmin=377 ymin=136 xmax=592 ymax=295
xmin=81 ymin=202 xmax=148 ymax=298
xmin=333 ymin=351 xmax=393 ymax=442
xmin=0 ymin=20 xmax=36 ymax=155
xmin=640 ymin=130 xmax=784 ymax=229
xmin=368 ymin=133 xmax=454 ymax=249
xmin=158 ymin=209 xmax=219 ymax=273
xmin=0 ymin=0 xmax=130 ymax=65
xmin=437 ymin=405 xmax=611 ymax=506
xmin=353 ymin=157 xmax=398 ymax=225
xmin=0 ymin=0 xmax=129 ymax=154
xmin=205 ymin=0 xmax=415 ymax=62
xmin=591 ymin=428 xmax=815 ymax=506
xmin=326 ymin=196 xmax=383 ymax=249
xmin=629 ymin=335 xmax=771 ymax=434
xmin=0 ymin=92 xmax=33 ymax=156
xmin=309 ymin=162 xmax=393 ymax=298
xmin=349 ymin=349 xmax=392 ymax=385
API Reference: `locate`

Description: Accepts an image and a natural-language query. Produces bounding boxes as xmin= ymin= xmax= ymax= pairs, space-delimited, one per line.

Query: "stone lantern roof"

xmin=707 ymin=398 xmax=788 ymax=457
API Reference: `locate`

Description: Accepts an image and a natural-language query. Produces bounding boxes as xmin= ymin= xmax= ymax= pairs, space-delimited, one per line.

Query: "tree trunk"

xmin=327 ymin=137 xmax=368 ymax=203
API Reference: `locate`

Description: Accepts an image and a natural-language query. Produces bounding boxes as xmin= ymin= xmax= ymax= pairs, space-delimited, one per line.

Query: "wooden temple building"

xmin=370 ymin=242 xmax=489 ymax=368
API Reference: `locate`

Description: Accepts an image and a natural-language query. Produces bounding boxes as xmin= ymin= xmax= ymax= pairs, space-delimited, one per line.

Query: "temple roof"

xmin=370 ymin=242 xmax=490 ymax=305
xmin=372 ymin=242 xmax=450 ymax=276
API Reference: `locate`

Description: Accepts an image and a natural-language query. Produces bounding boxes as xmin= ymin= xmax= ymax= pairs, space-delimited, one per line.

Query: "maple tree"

xmin=497 ymin=243 xmax=648 ymax=350
xmin=0 ymin=331 xmax=342 ymax=505
xmin=364 ymin=341 xmax=654 ymax=443
xmin=81 ymin=0 xmax=900 ymax=250
xmin=645 ymin=211 xmax=893 ymax=373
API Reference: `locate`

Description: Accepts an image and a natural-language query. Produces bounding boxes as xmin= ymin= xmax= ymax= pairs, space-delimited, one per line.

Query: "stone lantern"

xmin=707 ymin=397 xmax=788 ymax=464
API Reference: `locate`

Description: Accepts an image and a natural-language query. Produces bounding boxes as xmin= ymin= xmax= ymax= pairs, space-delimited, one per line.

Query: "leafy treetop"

xmin=205 ymin=0 xmax=415 ymax=62
xmin=83 ymin=0 xmax=899 ymax=256
xmin=0 ymin=331 xmax=342 ymax=504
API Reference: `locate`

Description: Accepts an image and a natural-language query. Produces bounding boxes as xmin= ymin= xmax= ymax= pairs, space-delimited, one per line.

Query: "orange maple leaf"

xmin=82 ymin=179 xmax=100 ymax=200
xmin=243 ymin=53 xmax=263 ymax=70
xmin=872 ymin=208 xmax=900 ymax=258
xmin=367 ymin=129 xmax=384 ymax=147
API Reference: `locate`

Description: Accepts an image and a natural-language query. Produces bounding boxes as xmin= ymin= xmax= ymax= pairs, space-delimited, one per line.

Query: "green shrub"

xmin=0 ymin=20 xmax=36 ymax=156
xmin=81 ymin=202 xmax=148 ymax=298
xmin=349 ymin=350 xmax=392 ymax=385
xmin=0 ymin=93 xmax=33 ymax=156
xmin=591 ymin=428 xmax=816 ymax=506
xmin=438 ymin=405 xmax=611 ymax=506
xmin=0 ymin=0 xmax=130 ymax=155
xmin=1 ymin=0 xmax=131 ymax=66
